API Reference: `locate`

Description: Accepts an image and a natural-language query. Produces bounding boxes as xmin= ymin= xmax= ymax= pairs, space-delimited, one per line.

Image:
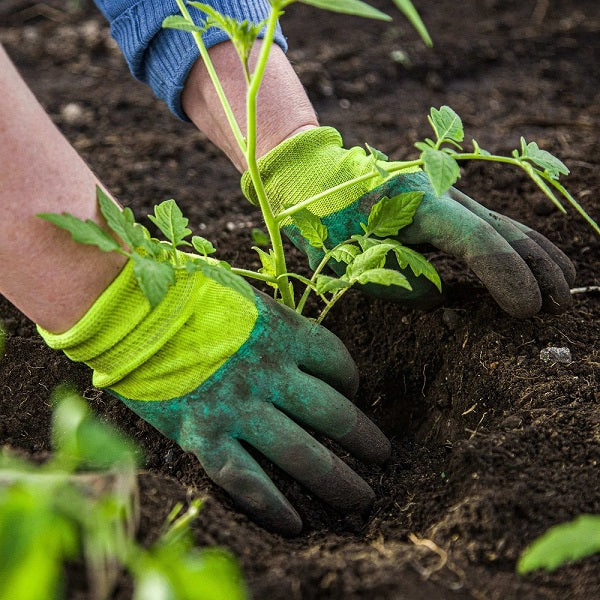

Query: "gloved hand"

xmin=38 ymin=257 xmax=390 ymax=535
xmin=241 ymin=127 xmax=576 ymax=318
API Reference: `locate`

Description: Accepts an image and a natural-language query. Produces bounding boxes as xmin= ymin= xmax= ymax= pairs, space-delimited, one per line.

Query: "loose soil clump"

xmin=1 ymin=1 xmax=598 ymax=598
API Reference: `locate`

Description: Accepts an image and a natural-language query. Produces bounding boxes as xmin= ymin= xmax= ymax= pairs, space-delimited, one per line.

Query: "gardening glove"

xmin=241 ymin=127 xmax=576 ymax=318
xmin=38 ymin=256 xmax=390 ymax=535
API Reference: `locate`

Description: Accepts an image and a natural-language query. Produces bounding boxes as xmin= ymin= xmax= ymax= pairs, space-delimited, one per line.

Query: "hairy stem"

xmin=245 ymin=3 xmax=295 ymax=308
xmin=175 ymin=0 xmax=246 ymax=154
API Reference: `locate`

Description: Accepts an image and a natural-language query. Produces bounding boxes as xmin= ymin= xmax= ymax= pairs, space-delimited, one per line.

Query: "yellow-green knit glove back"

xmin=38 ymin=259 xmax=257 ymax=400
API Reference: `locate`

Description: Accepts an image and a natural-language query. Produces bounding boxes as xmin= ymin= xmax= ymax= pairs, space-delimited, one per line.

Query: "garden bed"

xmin=1 ymin=0 xmax=598 ymax=597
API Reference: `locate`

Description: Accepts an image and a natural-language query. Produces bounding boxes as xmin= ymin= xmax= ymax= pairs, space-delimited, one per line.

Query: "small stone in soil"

xmin=539 ymin=346 xmax=572 ymax=364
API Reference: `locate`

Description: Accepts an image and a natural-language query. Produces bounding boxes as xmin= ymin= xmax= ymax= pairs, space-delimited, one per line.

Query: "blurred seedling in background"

xmin=0 ymin=386 xmax=247 ymax=600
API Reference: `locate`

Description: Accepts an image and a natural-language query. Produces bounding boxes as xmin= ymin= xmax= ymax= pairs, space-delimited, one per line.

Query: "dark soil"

xmin=1 ymin=0 xmax=599 ymax=598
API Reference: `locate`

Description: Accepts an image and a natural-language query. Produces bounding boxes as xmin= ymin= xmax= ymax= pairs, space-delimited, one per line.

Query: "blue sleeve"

xmin=94 ymin=1 xmax=287 ymax=120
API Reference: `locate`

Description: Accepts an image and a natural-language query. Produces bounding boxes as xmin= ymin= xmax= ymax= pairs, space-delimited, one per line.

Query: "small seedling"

xmin=39 ymin=0 xmax=596 ymax=316
xmin=0 ymin=387 xmax=247 ymax=600
xmin=517 ymin=514 xmax=600 ymax=574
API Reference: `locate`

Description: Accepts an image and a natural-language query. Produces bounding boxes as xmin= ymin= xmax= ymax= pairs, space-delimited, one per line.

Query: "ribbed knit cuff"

xmin=105 ymin=0 xmax=287 ymax=120
xmin=37 ymin=259 xmax=198 ymax=390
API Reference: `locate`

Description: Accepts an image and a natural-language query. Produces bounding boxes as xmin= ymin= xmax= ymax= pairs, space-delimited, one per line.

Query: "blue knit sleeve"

xmin=94 ymin=1 xmax=287 ymax=120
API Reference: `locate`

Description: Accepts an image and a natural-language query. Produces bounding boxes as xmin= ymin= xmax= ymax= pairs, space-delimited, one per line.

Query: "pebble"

xmin=540 ymin=346 xmax=572 ymax=364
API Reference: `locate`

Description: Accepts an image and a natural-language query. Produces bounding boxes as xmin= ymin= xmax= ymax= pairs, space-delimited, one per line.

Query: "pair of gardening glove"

xmin=38 ymin=257 xmax=390 ymax=536
xmin=241 ymin=127 xmax=576 ymax=317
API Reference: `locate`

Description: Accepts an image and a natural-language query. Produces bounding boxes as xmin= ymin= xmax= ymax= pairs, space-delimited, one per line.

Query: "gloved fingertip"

xmin=320 ymin=459 xmax=375 ymax=514
xmin=469 ymin=253 xmax=542 ymax=318
xmin=339 ymin=411 xmax=391 ymax=465
xmin=248 ymin=504 xmax=303 ymax=537
xmin=524 ymin=229 xmax=577 ymax=287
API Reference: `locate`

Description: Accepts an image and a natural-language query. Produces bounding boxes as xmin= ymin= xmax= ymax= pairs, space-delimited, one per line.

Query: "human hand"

xmin=39 ymin=258 xmax=390 ymax=535
xmin=241 ymin=127 xmax=575 ymax=318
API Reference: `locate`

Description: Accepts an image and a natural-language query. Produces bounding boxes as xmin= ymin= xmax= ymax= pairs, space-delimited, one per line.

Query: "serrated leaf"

xmin=428 ymin=106 xmax=464 ymax=143
xmin=148 ymin=199 xmax=192 ymax=247
xmin=132 ymin=255 xmax=175 ymax=308
xmin=365 ymin=143 xmax=388 ymax=162
xmin=290 ymin=209 xmax=328 ymax=248
xmin=346 ymin=243 xmax=395 ymax=280
xmin=356 ymin=268 xmax=412 ymax=288
xmin=414 ymin=141 xmax=434 ymax=152
xmin=350 ymin=234 xmax=379 ymax=252
xmin=96 ymin=187 xmax=139 ymax=249
xmin=162 ymin=15 xmax=206 ymax=33
xmin=196 ymin=262 xmax=255 ymax=301
xmin=252 ymin=246 xmax=276 ymax=277
xmin=520 ymin=138 xmax=569 ymax=180
xmin=191 ymin=236 xmax=216 ymax=256
xmin=390 ymin=242 xmax=441 ymax=292
xmin=391 ymin=0 xmax=433 ymax=46
xmin=37 ymin=212 xmax=121 ymax=253
xmin=365 ymin=192 xmax=424 ymax=237
xmin=315 ymin=275 xmax=351 ymax=295
xmin=251 ymin=228 xmax=270 ymax=246
xmin=298 ymin=0 xmax=391 ymax=21
xmin=422 ymin=148 xmax=461 ymax=196
xmin=517 ymin=515 xmax=600 ymax=574
xmin=330 ymin=243 xmax=361 ymax=264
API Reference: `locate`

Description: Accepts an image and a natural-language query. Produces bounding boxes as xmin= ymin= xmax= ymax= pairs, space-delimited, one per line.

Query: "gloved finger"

xmin=240 ymin=404 xmax=375 ymax=514
xmin=447 ymin=187 xmax=572 ymax=314
xmin=289 ymin=312 xmax=360 ymax=398
xmin=275 ymin=368 xmax=391 ymax=464
xmin=391 ymin=174 xmax=543 ymax=317
xmin=193 ymin=436 xmax=303 ymax=536
xmin=499 ymin=214 xmax=576 ymax=287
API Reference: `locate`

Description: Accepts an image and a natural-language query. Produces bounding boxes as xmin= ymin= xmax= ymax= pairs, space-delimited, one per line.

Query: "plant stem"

xmin=276 ymin=160 xmax=423 ymax=222
xmin=231 ymin=267 xmax=276 ymax=284
xmin=316 ymin=287 xmax=350 ymax=324
xmin=175 ymin=0 xmax=246 ymax=155
xmin=245 ymin=4 xmax=295 ymax=308
xmin=295 ymin=250 xmax=331 ymax=314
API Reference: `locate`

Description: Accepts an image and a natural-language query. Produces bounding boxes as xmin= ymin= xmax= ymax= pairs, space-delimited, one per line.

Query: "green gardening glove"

xmin=38 ymin=257 xmax=390 ymax=535
xmin=241 ymin=127 xmax=576 ymax=318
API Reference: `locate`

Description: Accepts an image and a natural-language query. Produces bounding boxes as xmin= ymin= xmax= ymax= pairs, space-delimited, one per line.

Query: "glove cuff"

xmin=38 ymin=256 xmax=258 ymax=399
xmin=241 ymin=126 xmax=381 ymax=223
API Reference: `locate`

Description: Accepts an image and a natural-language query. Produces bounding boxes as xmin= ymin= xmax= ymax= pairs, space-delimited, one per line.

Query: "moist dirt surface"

xmin=1 ymin=1 xmax=599 ymax=598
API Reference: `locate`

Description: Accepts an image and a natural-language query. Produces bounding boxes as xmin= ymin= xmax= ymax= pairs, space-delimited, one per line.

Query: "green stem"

xmin=175 ymin=0 xmax=246 ymax=154
xmin=276 ymin=160 xmax=423 ymax=222
xmin=231 ymin=267 xmax=276 ymax=284
xmin=245 ymin=4 xmax=295 ymax=308
xmin=316 ymin=287 xmax=351 ymax=324
xmin=296 ymin=249 xmax=332 ymax=314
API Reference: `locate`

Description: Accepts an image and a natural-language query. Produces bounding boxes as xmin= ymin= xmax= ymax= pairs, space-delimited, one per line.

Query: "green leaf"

xmin=132 ymin=255 xmax=175 ymax=308
xmin=428 ymin=106 xmax=464 ymax=143
xmin=350 ymin=234 xmax=379 ymax=252
xmin=162 ymin=15 xmax=206 ymax=33
xmin=195 ymin=262 xmax=255 ymax=302
xmin=346 ymin=243 xmax=395 ymax=280
xmin=389 ymin=242 xmax=441 ymax=292
xmin=364 ymin=191 xmax=424 ymax=237
xmin=96 ymin=187 xmax=139 ymax=249
xmin=251 ymin=228 xmax=270 ymax=246
xmin=365 ymin=143 xmax=388 ymax=162
xmin=519 ymin=138 xmax=569 ymax=180
xmin=290 ymin=209 xmax=328 ymax=248
xmin=298 ymin=0 xmax=391 ymax=21
xmin=356 ymin=268 xmax=412 ymax=288
xmin=330 ymin=243 xmax=361 ymax=264
xmin=148 ymin=199 xmax=192 ymax=247
xmin=252 ymin=246 xmax=277 ymax=277
xmin=517 ymin=515 xmax=600 ymax=574
xmin=191 ymin=236 xmax=216 ymax=256
xmin=422 ymin=148 xmax=461 ymax=196
xmin=414 ymin=141 xmax=434 ymax=152
xmin=315 ymin=275 xmax=351 ymax=295
xmin=472 ymin=139 xmax=491 ymax=156
xmin=37 ymin=213 xmax=121 ymax=253
xmin=390 ymin=0 xmax=433 ymax=46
